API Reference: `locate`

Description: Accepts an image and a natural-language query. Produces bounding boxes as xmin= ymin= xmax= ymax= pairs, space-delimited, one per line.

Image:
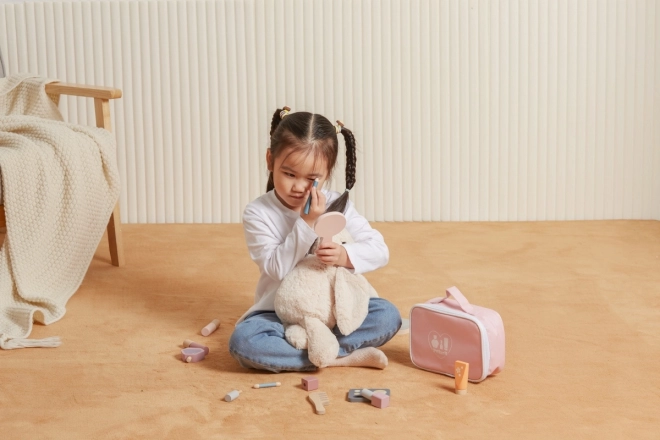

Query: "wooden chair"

xmin=0 ymin=82 xmax=124 ymax=266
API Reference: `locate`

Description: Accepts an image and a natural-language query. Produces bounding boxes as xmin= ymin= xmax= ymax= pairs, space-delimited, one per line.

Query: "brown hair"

xmin=267 ymin=108 xmax=357 ymax=213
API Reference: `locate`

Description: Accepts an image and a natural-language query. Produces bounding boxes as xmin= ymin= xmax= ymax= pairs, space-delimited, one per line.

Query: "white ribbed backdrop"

xmin=1 ymin=0 xmax=659 ymax=223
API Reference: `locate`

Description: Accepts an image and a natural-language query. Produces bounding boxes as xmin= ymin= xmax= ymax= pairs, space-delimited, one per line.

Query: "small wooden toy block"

xmin=369 ymin=392 xmax=389 ymax=409
xmin=302 ymin=376 xmax=319 ymax=391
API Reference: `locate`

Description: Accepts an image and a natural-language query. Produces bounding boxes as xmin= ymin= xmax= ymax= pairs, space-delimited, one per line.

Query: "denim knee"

xmin=228 ymin=324 xmax=249 ymax=360
xmin=228 ymin=314 xmax=316 ymax=373
xmin=370 ymin=298 xmax=402 ymax=337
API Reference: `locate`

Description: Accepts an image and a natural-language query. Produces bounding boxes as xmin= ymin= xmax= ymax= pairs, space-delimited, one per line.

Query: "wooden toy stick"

xmin=304 ymin=179 xmax=319 ymax=214
xmin=224 ymin=390 xmax=242 ymax=402
xmin=201 ymin=319 xmax=220 ymax=336
xmin=253 ymin=382 xmax=281 ymax=389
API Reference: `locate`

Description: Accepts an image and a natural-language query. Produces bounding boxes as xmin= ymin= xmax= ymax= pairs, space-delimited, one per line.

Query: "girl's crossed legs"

xmin=229 ymin=298 xmax=402 ymax=373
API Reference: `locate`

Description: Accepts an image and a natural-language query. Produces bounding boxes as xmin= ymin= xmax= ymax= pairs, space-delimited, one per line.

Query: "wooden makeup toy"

xmin=253 ymin=382 xmax=281 ymax=389
xmin=181 ymin=347 xmax=206 ymax=363
xmin=313 ymin=212 xmax=346 ymax=246
xmin=304 ymin=179 xmax=319 ymax=214
xmin=302 ymin=376 xmax=319 ymax=391
xmin=347 ymin=388 xmax=391 ymax=403
xmin=308 ymin=392 xmax=330 ymax=415
xmin=224 ymin=390 xmax=241 ymax=402
xmin=183 ymin=339 xmax=209 ymax=355
xmin=359 ymin=389 xmax=389 ymax=409
xmin=454 ymin=361 xmax=469 ymax=395
xmin=201 ymin=319 xmax=220 ymax=336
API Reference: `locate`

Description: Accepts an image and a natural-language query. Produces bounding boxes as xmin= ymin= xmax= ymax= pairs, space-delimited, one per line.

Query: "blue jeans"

xmin=229 ymin=298 xmax=402 ymax=373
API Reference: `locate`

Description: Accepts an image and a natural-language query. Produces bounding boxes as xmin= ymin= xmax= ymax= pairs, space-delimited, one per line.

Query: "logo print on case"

xmin=429 ymin=331 xmax=451 ymax=358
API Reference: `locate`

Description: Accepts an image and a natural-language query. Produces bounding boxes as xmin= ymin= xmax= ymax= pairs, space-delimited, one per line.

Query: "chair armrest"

xmin=45 ymin=82 xmax=122 ymax=100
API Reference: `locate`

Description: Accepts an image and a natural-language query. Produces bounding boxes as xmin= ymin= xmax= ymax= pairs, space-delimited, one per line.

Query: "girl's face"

xmin=267 ymin=147 xmax=329 ymax=211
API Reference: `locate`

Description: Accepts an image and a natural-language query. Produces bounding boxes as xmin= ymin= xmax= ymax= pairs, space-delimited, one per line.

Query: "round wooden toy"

xmin=314 ymin=212 xmax=346 ymax=245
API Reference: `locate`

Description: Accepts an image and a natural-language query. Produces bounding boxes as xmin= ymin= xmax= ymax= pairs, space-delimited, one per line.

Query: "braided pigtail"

xmin=267 ymin=106 xmax=291 ymax=192
xmin=327 ymin=120 xmax=357 ymax=213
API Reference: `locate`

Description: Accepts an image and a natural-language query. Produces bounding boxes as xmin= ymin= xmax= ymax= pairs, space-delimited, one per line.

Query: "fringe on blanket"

xmin=0 ymin=335 xmax=61 ymax=349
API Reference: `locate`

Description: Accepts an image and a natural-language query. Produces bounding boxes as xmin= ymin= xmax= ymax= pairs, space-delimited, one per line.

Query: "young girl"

xmin=229 ymin=107 xmax=401 ymax=373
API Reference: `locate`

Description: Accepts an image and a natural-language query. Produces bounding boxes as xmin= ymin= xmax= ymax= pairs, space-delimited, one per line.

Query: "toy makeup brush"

xmin=304 ymin=179 xmax=319 ymax=214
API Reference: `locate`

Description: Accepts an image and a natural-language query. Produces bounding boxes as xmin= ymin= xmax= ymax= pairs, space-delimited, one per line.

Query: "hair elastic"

xmin=335 ymin=119 xmax=344 ymax=134
xmin=280 ymin=106 xmax=291 ymax=118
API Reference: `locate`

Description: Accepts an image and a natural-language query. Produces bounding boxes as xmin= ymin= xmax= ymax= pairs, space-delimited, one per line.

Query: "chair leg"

xmin=94 ymin=97 xmax=124 ymax=267
xmin=107 ymin=202 xmax=124 ymax=267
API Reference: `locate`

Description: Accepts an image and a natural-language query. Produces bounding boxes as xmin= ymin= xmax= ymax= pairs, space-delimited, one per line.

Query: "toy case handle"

xmin=426 ymin=286 xmax=475 ymax=315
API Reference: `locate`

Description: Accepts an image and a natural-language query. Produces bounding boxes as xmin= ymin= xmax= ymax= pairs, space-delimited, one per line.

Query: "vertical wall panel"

xmin=0 ymin=0 xmax=659 ymax=222
xmin=653 ymin=0 xmax=660 ymax=221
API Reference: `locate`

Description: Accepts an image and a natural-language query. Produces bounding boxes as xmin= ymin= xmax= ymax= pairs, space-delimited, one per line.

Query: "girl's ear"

xmin=266 ymin=149 xmax=273 ymax=172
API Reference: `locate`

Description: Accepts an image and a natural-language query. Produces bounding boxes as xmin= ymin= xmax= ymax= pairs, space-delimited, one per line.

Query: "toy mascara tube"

xmin=304 ymin=179 xmax=319 ymax=214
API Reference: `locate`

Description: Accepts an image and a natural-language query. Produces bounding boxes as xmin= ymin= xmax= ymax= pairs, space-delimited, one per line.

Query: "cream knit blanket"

xmin=0 ymin=75 xmax=120 ymax=349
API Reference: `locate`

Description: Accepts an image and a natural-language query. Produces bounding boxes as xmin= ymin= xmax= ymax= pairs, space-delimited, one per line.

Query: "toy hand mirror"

xmin=313 ymin=212 xmax=346 ymax=246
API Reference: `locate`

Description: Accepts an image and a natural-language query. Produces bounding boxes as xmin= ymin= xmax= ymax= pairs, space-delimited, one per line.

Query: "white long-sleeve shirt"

xmin=238 ymin=189 xmax=389 ymax=323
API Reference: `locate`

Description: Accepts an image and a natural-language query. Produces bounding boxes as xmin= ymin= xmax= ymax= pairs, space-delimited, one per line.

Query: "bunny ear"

xmin=333 ymin=268 xmax=370 ymax=336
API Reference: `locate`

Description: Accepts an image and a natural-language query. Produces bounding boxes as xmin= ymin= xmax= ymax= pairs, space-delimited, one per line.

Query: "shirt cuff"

xmin=341 ymin=243 xmax=362 ymax=274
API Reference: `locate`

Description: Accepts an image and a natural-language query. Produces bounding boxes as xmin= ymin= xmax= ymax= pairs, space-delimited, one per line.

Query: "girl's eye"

xmin=285 ymin=172 xmax=295 ymax=178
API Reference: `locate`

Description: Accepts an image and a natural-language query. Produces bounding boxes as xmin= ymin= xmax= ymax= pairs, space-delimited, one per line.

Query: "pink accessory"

xmin=359 ymin=389 xmax=389 ymax=409
xmin=181 ymin=347 xmax=206 ymax=363
xmin=313 ymin=212 xmax=346 ymax=246
xmin=409 ymin=287 xmax=505 ymax=382
xmin=183 ymin=339 xmax=209 ymax=355
xmin=302 ymin=376 xmax=319 ymax=391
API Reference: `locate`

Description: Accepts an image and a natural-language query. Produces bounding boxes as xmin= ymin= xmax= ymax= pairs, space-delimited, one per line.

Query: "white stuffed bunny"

xmin=274 ymin=229 xmax=378 ymax=367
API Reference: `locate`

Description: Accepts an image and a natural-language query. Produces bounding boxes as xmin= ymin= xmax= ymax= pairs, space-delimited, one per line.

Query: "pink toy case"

xmin=409 ymin=286 xmax=505 ymax=382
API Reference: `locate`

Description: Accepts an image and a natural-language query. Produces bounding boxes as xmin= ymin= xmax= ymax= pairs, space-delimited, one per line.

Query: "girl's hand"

xmin=301 ymin=185 xmax=326 ymax=227
xmin=315 ymin=242 xmax=354 ymax=268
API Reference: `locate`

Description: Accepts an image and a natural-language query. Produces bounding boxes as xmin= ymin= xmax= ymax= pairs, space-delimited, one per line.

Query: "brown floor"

xmin=1 ymin=221 xmax=659 ymax=439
